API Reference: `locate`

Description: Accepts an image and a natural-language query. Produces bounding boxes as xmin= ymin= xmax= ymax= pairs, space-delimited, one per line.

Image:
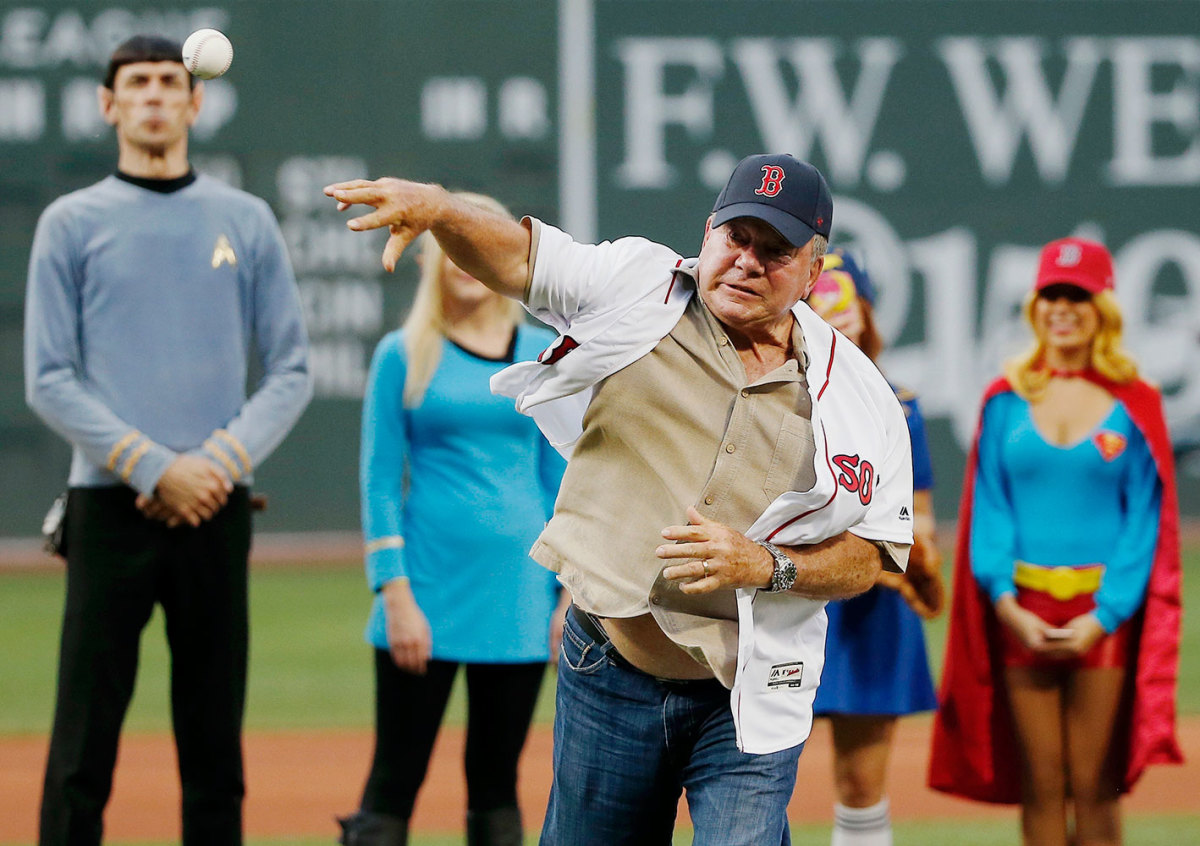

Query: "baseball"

xmin=181 ymin=28 xmax=233 ymax=79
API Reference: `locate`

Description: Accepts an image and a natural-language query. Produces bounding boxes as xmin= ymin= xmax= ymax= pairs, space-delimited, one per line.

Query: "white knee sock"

xmin=831 ymin=798 xmax=892 ymax=846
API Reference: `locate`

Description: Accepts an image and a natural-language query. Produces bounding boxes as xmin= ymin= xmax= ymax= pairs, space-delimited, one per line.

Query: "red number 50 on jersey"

xmin=832 ymin=454 xmax=875 ymax=506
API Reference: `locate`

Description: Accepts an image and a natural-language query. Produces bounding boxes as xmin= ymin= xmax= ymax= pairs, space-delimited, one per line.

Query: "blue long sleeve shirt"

xmin=24 ymin=173 xmax=312 ymax=495
xmin=969 ymin=391 xmax=1161 ymax=632
xmin=360 ymin=327 xmax=565 ymax=662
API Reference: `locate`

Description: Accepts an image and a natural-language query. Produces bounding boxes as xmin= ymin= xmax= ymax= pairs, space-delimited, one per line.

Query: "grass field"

xmin=66 ymin=815 xmax=1200 ymax=846
xmin=1 ymin=549 xmax=1196 ymax=845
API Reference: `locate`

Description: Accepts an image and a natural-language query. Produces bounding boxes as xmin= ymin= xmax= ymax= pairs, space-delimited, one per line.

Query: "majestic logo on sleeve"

xmin=755 ymin=165 xmax=786 ymax=197
xmin=832 ymin=453 xmax=875 ymax=505
xmin=766 ymin=661 xmax=804 ymax=691
xmin=211 ymin=234 xmax=237 ymax=269
xmin=1093 ymin=430 xmax=1127 ymax=462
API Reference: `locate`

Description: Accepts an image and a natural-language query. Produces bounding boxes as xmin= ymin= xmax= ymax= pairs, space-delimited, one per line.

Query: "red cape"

xmin=928 ymin=374 xmax=1184 ymax=803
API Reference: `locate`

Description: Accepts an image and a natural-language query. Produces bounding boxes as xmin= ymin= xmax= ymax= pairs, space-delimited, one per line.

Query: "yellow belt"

xmin=1013 ymin=561 xmax=1104 ymax=601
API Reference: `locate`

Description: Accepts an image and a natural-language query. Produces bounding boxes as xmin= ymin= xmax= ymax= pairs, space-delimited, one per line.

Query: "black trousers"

xmin=360 ymin=650 xmax=547 ymax=819
xmin=39 ymin=486 xmax=252 ymax=846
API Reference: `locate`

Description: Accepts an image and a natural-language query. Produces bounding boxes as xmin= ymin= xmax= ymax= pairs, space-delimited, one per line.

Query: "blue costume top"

xmin=970 ymin=392 xmax=1161 ymax=633
xmin=24 ymin=173 xmax=311 ymax=494
xmin=814 ymin=386 xmax=938 ymax=716
xmin=360 ymin=326 xmax=565 ymax=663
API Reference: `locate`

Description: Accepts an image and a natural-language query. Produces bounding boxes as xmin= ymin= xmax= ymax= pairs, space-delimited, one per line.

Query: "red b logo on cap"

xmin=755 ymin=165 xmax=786 ymax=197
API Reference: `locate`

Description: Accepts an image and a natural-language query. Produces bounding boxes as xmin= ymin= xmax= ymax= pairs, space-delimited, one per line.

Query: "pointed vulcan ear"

xmin=186 ymin=80 xmax=205 ymax=127
xmin=98 ymin=85 xmax=117 ymax=127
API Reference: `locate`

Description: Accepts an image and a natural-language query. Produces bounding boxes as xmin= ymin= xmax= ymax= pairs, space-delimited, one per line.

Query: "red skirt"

xmin=1000 ymin=587 xmax=1131 ymax=669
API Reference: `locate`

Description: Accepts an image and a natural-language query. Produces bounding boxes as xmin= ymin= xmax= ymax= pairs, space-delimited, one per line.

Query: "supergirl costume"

xmin=929 ymin=373 xmax=1183 ymax=802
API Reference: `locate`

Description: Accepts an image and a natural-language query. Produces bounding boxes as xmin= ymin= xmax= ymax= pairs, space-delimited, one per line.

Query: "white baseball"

xmin=181 ymin=28 xmax=233 ymax=79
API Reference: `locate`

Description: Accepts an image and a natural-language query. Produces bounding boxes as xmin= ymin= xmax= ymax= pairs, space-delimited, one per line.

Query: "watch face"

xmin=765 ymin=543 xmax=797 ymax=592
xmin=778 ymin=560 xmax=797 ymax=591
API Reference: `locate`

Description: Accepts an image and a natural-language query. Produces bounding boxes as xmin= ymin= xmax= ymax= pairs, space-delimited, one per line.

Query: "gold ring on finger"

xmin=702 ymin=561 xmax=710 ymax=577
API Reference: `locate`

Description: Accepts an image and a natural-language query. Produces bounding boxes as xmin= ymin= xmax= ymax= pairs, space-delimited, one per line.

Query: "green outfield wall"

xmin=2 ymin=0 xmax=1199 ymax=537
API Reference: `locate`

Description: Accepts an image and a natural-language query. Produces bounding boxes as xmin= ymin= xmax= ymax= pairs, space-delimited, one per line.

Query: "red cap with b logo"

xmin=1034 ymin=237 xmax=1114 ymax=295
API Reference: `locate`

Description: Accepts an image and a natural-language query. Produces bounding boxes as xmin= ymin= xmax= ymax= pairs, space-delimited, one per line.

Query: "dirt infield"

xmin=1 ymin=716 xmax=1196 ymax=842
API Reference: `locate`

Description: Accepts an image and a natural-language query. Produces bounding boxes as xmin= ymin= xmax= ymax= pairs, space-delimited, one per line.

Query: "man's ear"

xmin=701 ymin=215 xmax=715 ymax=247
xmin=97 ymin=85 xmax=116 ymax=126
xmin=802 ymin=251 xmax=825 ymax=299
xmin=186 ymin=80 xmax=205 ymax=127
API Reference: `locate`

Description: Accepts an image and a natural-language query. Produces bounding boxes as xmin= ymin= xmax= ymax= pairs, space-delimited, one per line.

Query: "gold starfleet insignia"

xmin=211 ymin=234 xmax=237 ymax=269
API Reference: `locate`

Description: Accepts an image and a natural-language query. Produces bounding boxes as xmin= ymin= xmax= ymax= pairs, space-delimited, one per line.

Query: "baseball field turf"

xmin=1 ymin=547 xmax=1196 ymax=844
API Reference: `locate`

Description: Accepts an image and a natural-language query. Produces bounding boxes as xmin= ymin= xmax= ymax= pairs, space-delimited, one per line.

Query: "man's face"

xmin=696 ymin=217 xmax=822 ymax=335
xmin=99 ymin=61 xmax=201 ymax=155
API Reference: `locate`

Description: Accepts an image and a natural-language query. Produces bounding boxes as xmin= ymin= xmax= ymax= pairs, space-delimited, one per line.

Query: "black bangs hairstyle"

xmin=103 ymin=34 xmax=192 ymax=90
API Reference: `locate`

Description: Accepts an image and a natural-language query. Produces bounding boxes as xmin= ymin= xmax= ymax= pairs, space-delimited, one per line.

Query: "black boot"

xmin=336 ymin=809 xmax=409 ymax=846
xmin=466 ymin=805 xmax=523 ymax=846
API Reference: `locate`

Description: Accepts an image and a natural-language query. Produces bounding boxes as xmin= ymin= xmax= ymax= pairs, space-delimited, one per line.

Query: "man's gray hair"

xmin=811 ymin=234 xmax=828 ymax=266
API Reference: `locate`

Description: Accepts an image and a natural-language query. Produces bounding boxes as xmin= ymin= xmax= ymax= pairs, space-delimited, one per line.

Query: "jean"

xmin=540 ymin=608 xmax=802 ymax=846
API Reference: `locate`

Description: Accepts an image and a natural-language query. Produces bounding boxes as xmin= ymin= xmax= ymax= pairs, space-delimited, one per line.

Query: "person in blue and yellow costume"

xmin=930 ymin=237 xmax=1183 ymax=846
xmin=806 ymin=249 xmax=944 ymax=846
xmin=338 ymin=192 xmax=567 ymax=846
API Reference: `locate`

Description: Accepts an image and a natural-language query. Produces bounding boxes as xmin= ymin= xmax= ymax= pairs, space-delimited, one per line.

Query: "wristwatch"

xmin=757 ymin=541 xmax=797 ymax=593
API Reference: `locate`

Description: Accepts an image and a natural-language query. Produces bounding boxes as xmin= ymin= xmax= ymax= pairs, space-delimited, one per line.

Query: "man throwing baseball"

xmin=327 ymin=153 xmax=913 ymax=845
xmin=24 ymin=35 xmax=311 ymax=845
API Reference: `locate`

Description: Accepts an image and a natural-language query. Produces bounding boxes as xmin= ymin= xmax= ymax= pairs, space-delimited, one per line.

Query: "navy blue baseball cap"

xmin=711 ymin=154 xmax=833 ymax=248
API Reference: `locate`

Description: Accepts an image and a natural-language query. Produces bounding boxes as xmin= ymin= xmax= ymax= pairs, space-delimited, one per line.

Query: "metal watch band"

xmin=757 ymin=540 xmax=797 ymax=593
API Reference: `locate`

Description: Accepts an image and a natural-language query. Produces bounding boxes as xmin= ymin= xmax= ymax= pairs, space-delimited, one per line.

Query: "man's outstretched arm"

xmin=325 ymin=178 xmax=531 ymax=299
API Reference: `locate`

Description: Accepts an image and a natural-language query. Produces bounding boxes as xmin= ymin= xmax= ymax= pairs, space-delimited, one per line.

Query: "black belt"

xmin=567 ymin=604 xmax=636 ymax=670
xmin=566 ymin=605 xmax=722 ymax=689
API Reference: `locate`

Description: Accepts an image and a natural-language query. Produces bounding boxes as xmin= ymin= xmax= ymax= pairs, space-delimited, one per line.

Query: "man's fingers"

xmin=661 ymin=561 xmax=698 ymax=580
xmin=344 ymin=208 xmax=394 ymax=232
xmin=382 ymin=229 xmax=416 ymax=272
xmin=661 ymin=524 xmax=708 ymax=543
xmin=656 ymin=541 xmax=705 ymax=559
xmin=323 ymin=179 xmax=376 ymax=198
xmin=677 ymin=569 xmax=719 ymax=594
xmin=685 ymin=505 xmax=714 ymax=525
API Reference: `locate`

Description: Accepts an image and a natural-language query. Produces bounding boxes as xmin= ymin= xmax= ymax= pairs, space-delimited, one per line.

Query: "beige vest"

xmin=531 ymin=296 xmax=816 ymax=682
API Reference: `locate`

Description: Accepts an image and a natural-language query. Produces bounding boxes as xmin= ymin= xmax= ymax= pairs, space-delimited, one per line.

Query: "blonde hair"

xmin=1003 ymin=289 xmax=1139 ymax=400
xmin=401 ymin=192 xmax=525 ymax=407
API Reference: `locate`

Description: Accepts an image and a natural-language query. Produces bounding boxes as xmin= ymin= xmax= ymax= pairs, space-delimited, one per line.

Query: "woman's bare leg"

xmin=828 ymin=715 xmax=898 ymax=844
xmin=1005 ymin=666 xmax=1069 ymax=846
xmin=1064 ymin=667 xmax=1126 ymax=846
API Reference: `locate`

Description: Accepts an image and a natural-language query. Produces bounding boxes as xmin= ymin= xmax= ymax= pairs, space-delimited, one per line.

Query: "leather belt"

xmin=566 ymin=605 xmax=723 ymax=689
xmin=567 ymin=604 xmax=638 ymax=671
xmin=1013 ymin=561 xmax=1104 ymax=601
